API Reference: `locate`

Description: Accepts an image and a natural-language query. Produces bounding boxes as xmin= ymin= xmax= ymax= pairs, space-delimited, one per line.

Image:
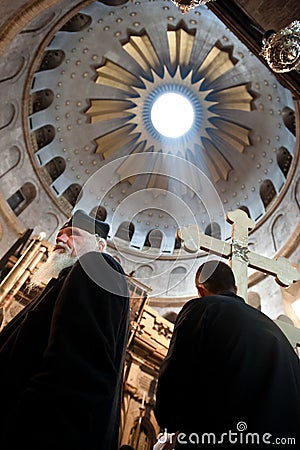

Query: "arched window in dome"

xmin=115 ymin=221 xmax=134 ymax=242
xmin=37 ymin=50 xmax=65 ymax=72
xmin=60 ymin=13 xmax=92 ymax=32
xmin=30 ymin=89 xmax=54 ymax=114
xmin=7 ymin=182 xmax=36 ymax=216
xmin=205 ymin=222 xmax=221 ymax=239
xmin=31 ymin=125 xmax=55 ymax=151
xmin=259 ymin=179 xmax=277 ymax=209
xmin=62 ymin=184 xmax=82 ymax=207
xmin=277 ymin=146 xmax=292 ymax=178
xmin=144 ymin=229 xmax=163 ymax=249
xmin=238 ymin=205 xmax=251 ymax=218
xmin=89 ymin=205 xmax=107 ymax=222
xmin=282 ymin=106 xmax=295 ymax=136
xmin=174 ymin=235 xmax=182 ymax=250
xmin=44 ymin=157 xmax=66 ymax=182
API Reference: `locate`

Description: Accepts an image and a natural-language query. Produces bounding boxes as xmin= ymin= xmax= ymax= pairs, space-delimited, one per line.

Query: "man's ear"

xmin=98 ymin=241 xmax=106 ymax=252
xmin=197 ymin=285 xmax=206 ymax=297
xmin=96 ymin=238 xmax=106 ymax=252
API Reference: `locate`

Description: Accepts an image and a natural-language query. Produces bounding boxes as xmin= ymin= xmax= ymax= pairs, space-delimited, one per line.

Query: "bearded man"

xmin=0 ymin=209 xmax=130 ymax=450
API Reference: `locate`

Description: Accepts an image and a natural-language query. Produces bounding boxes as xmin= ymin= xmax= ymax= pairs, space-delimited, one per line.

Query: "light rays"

xmin=86 ymin=27 xmax=254 ymax=189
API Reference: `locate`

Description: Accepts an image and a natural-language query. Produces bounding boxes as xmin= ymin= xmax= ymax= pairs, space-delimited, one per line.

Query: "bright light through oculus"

xmin=151 ymin=93 xmax=194 ymax=138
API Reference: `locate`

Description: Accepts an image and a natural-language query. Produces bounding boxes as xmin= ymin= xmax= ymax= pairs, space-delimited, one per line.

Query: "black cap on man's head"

xmin=60 ymin=209 xmax=110 ymax=239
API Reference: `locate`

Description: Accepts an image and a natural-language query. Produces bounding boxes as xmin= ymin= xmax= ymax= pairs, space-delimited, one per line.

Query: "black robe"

xmin=155 ymin=292 xmax=300 ymax=449
xmin=0 ymin=251 xmax=130 ymax=450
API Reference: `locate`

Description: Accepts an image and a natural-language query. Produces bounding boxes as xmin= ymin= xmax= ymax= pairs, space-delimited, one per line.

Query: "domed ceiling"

xmin=25 ymin=0 xmax=296 ymax=259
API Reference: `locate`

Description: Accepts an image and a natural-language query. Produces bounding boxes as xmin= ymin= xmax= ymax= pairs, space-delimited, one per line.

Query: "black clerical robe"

xmin=0 ymin=251 xmax=130 ymax=450
xmin=155 ymin=292 xmax=300 ymax=449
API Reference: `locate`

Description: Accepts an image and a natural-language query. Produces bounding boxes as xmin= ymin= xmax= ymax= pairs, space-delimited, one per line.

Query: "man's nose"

xmin=56 ymin=233 xmax=68 ymax=243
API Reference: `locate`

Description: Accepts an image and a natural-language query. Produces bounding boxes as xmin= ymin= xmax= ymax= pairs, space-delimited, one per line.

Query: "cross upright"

xmin=177 ymin=208 xmax=300 ymax=348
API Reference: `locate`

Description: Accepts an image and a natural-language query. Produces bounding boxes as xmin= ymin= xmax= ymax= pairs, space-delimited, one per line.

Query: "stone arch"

xmin=277 ymin=314 xmax=294 ymax=325
xmin=163 ymin=311 xmax=178 ymax=324
xmin=7 ymin=181 xmax=36 ymax=216
xmin=166 ymin=266 xmax=188 ymax=296
xmin=135 ymin=415 xmax=156 ymax=450
xmin=271 ymin=213 xmax=285 ymax=252
xmin=295 ymin=177 xmax=300 ymax=211
xmin=0 ymin=102 xmax=16 ymax=130
xmin=43 ymin=212 xmax=60 ymax=241
xmin=128 ymin=414 xmax=156 ymax=450
xmin=248 ymin=291 xmax=261 ymax=310
xmin=0 ymin=146 xmax=21 ymax=178
xmin=135 ymin=264 xmax=153 ymax=281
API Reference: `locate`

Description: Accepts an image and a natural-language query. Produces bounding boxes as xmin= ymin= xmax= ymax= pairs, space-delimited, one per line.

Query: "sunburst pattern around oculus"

xmin=86 ymin=27 xmax=254 ymax=188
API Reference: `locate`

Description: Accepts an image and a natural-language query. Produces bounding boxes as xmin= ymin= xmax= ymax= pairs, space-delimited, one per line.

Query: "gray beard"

xmin=28 ymin=246 xmax=77 ymax=289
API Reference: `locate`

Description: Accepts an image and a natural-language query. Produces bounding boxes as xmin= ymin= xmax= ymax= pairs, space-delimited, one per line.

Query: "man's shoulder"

xmin=101 ymin=252 xmax=126 ymax=274
xmin=70 ymin=251 xmax=129 ymax=297
xmin=72 ymin=251 xmax=124 ymax=273
xmin=179 ymin=297 xmax=206 ymax=319
xmin=180 ymin=293 xmax=244 ymax=318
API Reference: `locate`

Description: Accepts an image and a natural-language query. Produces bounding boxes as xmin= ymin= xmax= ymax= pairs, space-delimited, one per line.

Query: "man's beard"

xmin=28 ymin=244 xmax=77 ymax=289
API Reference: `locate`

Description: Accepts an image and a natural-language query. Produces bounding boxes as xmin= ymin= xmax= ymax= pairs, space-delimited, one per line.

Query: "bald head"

xmin=195 ymin=260 xmax=237 ymax=297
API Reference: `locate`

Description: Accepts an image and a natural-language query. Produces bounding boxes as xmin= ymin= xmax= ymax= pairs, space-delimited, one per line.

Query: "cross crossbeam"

xmin=177 ymin=209 xmax=300 ymax=348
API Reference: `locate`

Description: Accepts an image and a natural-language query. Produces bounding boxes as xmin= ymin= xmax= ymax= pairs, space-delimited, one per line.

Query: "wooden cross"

xmin=177 ymin=209 xmax=300 ymax=348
